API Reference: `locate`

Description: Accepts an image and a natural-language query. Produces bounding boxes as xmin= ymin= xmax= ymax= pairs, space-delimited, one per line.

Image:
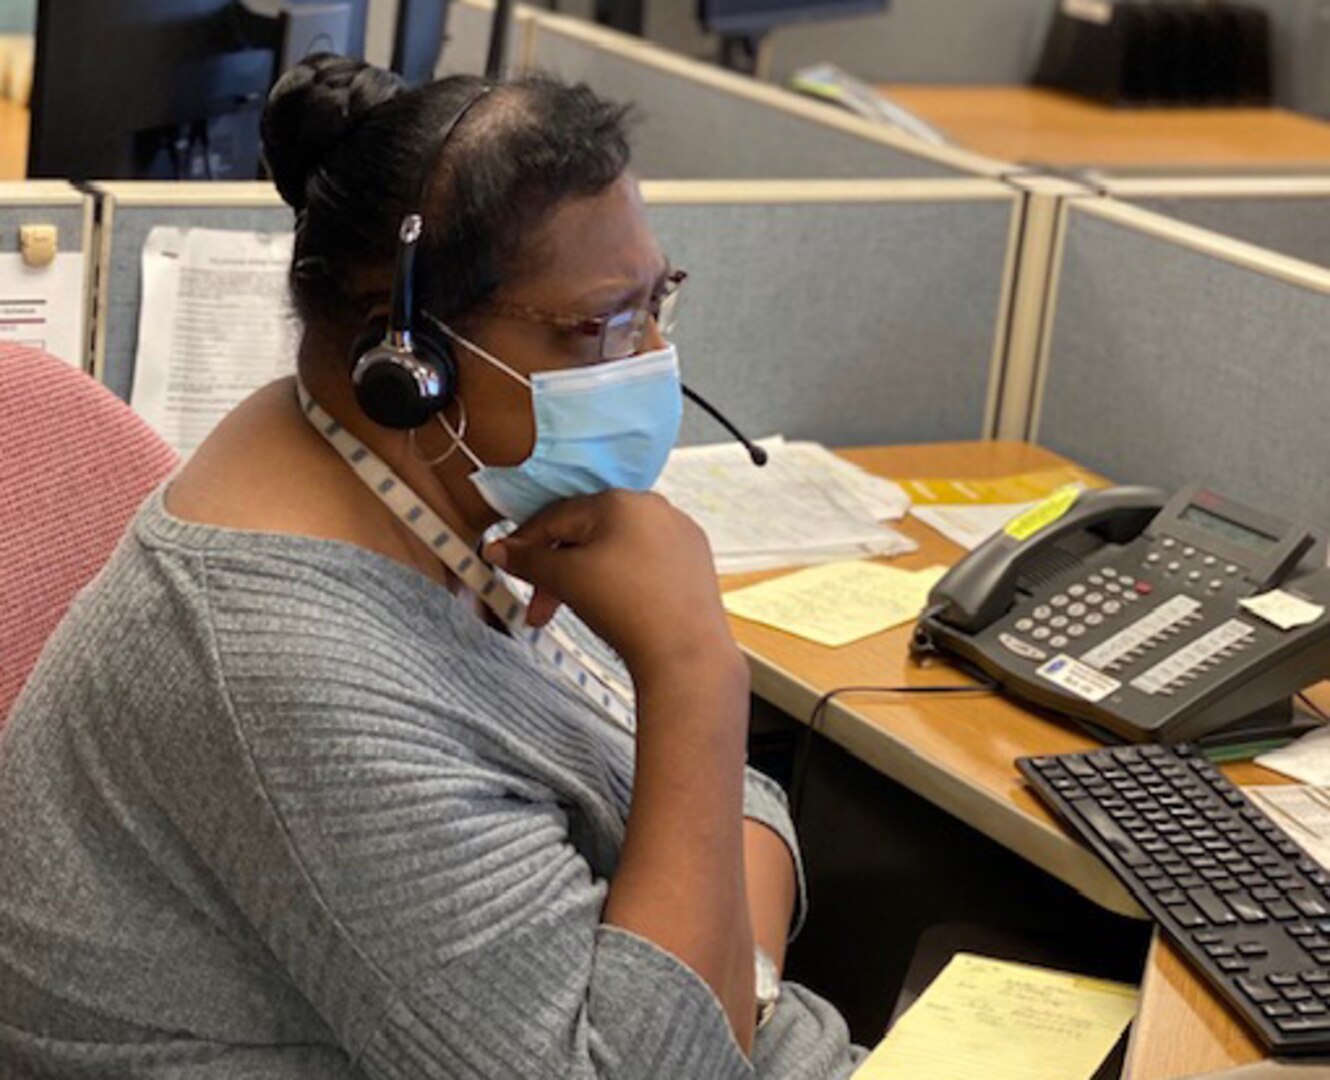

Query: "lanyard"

xmin=297 ymin=382 xmax=637 ymax=734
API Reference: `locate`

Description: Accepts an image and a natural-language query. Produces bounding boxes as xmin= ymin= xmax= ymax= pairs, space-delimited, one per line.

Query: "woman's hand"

xmin=483 ymin=490 xmax=741 ymax=684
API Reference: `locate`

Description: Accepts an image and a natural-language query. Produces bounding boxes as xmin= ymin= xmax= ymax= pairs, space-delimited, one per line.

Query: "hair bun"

xmin=262 ymin=54 xmax=406 ymax=211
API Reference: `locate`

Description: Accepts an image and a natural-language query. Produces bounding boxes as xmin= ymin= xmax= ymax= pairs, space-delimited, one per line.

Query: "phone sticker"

xmin=1004 ymin=484 xmax=1083 ymax=542
xmin=1036 ymin=655 xmax=1121 ymax=703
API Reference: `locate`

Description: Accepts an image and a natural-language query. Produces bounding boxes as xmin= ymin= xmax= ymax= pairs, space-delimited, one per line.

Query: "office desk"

xmin=874 ymin=85 xmax=1330 ymax=172
xmin=722 ymin=440 xmax=1143 ymax=918
xmin=723 ymin=439 xmax=1305 ymax=1077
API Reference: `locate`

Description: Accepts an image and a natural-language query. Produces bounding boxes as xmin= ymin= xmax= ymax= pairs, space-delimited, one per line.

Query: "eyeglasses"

xmin=483 ymin=269 xmax=687 ymax=361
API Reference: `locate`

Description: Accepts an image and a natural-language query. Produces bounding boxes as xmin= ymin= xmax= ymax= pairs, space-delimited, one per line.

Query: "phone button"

xmin=1032 ymin=626 xmax=1052 ymax=641
xmin=1015 ymin=617 xmax=1035 ymax=632
xmin=1033 ymin=605 xmax=1053 ymax=620
xmin=1051 ymin=594 xmax=1069 ymax=608
xmin=1050 ymin=635 xmax=1069 ymax=649
xmin=999 ymin=632 xmax=1047 ymax=662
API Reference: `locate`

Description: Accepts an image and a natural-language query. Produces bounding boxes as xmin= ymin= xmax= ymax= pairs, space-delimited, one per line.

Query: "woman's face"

xmin=439 ymin=172 xmax=671 ymax=472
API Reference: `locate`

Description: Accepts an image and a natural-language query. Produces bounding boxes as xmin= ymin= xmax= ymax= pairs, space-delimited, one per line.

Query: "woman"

xmin=0 ymin=57 xmax=863 ymax=1078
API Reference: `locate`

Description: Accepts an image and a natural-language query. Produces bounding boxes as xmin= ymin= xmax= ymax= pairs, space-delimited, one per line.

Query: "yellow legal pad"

xmin=722 ymin=561 xmax=947 ymax=647
xmin=853 ymin=953 xmax=1138 ymax=1080
xmin=902 ymin=466 xmax=1096 ymax=506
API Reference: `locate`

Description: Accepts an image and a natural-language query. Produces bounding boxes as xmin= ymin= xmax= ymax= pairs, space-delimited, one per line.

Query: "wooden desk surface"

xmin=0 ymin=100 xmax=27 ymax=179
xmin=875 ymin=84 xmax=1330 ymax=170
xmin=723 ymin=439 xmax=1314 ymax=1076
xmin=724 ymin=440 xmax=1147 ymax=917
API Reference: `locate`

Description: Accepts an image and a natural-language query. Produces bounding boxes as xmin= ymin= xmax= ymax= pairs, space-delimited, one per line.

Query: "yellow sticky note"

xmin=722 ymin=561 xmax=947 ymax=647
xmin=1004 ymin=484 xmax=1083 ymax=541
xmin=902 ymin=467 xmax=1093 ymax=506
xmin=853 ymin=953 xmax=1138 ymax=1080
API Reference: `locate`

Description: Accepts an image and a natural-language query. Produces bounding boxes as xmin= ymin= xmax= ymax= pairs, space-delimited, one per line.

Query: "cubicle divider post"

xmin=993 ymin=174 xmax=1102 ymax=442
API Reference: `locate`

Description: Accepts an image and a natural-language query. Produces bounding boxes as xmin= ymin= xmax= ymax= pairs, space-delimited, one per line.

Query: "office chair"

xmin=0 ymin=345 xmax=178 ymax=723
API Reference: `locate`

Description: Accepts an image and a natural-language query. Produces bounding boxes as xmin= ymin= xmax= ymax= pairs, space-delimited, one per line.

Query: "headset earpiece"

xmin=348 ymin=85 xmax=492 ymax=430
xmin=350 ymin=315 xmax=457 ymax=430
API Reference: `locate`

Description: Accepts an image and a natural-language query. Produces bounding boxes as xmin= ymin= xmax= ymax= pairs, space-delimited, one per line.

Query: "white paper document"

xmin=0 ymin=251 xmax=86 ymax=367
xmin=1245 ymin=785 xmax=1330 ymax=871
xmin=132 ymin=226 xmax=299 ymax=456
xmin=1256 ymin=726 xmax=1330 ymax=786
xmin=654 ymin=437 xmax=916 ymax=574
xmin=910 ymin=501 xmax=1035 ymax=551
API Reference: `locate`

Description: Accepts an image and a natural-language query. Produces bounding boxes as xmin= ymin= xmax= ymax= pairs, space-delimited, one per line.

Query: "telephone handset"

xmin=913 ymin=484 xmax=1330 ymax=745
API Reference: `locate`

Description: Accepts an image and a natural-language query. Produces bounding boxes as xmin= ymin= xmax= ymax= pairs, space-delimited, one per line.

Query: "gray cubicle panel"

xmin=644 ymin=180 xmax=1019 ymax=447
xmin=0 ymin=182 xmax=95 ymax=370
xmin=88 ymin=179 xmax=1018 ymax=448
xmin=91 ymin=183 xmax=292 ymax=402
xmin=764 ymin=0 xmax=1055 ymax=86
xmin=1031 ymin=199 xmax=1330 ymax=531
xmin=525 ymin=11 xmax=1007 ymax=182
xmin=1101 ymin=178 xmax=1330 ymax=272
xmin=434 ymin=0 xmax=533 ymax=79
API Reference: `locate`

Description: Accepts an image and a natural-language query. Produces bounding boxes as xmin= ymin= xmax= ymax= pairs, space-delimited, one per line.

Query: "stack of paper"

xmin=654 ymin=437 xmax=915 ymax=574
xmin=903 ymin=467 xmax=1093 ymax=551
xmin=853 ymin=953 xmax=1138 ymax=1080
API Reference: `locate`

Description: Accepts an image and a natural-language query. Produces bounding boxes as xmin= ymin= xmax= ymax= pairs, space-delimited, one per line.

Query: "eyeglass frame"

xmin=479 ymin=269 xmax=687 ymax=361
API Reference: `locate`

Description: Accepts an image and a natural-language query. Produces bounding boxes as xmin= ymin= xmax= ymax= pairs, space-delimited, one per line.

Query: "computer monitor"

xmin=697 ymin=0 xmax=888 ymax=38
xmin=27 ymin=0 xmax=366 ymax=182
xmin=392 ymin=0 xmax=453 ymax=85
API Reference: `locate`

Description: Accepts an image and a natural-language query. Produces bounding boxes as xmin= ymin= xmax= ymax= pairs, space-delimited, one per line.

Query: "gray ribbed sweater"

xmin=0 ymin=489 xmax=863 ymax=1079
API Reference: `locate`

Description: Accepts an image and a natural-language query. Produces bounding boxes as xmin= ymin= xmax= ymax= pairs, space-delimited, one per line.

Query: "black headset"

xmin=350 ymin=86 xmax=493 ymax=429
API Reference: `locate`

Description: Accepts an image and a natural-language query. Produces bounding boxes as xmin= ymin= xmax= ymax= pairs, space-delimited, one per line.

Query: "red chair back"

xmin=1 ymin=346 xmax=178 ymax=723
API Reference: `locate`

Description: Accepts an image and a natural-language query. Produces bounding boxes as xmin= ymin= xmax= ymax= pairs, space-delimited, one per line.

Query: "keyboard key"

xmin=1236 ymin=942 xmax=1268 ymax=957
xmin=1295 ymin=895 xmax=1330 ymax=918
xmin=1263 ymin=1002 xmax=1294 ymax=1018
xmin=1077 ymin=803 xmax=1150 ymax=867
xmin=1188 ymin=888 xmax=1237 ymax=925
xmin=1239 ymin=976 xmax=1278 ymax=1002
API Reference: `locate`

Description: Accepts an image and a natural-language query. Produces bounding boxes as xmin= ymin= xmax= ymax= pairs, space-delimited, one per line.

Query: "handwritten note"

xmin=853 ymin=953 xmax=1138 ymax=1080
xmin=1240 ymin=590 xmax=1326 ymax=632
xmin=722 ymin=561 xmax=946 ymax=647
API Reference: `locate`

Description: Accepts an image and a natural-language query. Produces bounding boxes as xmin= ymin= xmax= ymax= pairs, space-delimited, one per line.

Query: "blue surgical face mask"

xmin=427 ymin=317 xmax=684 ymax=524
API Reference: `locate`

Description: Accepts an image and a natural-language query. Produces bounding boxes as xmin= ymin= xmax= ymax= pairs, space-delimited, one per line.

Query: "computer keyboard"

xmin=1019 ymin=743 xmax=1330 ymax=1055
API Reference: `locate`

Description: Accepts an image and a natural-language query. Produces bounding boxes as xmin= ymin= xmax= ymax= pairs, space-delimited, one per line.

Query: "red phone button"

xmin=1135 ymin=581 xmax=1154 ymax=595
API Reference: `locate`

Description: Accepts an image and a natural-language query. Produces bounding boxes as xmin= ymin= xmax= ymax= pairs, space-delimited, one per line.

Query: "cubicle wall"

xmin=92 ymin=183 xmax=290 ymax=402
xmin=1102 ymin=177 xmax=1330 ymax=271
xmin=763 ymin=0 xmax=1055 ymax=86
xmin=0 ymin=182 xmax=95 ymax=369
xmin=435 ymin=0 xmax=534 ymax=79
xmin=1030 ymin=199 xmax=1330 ymax=530
xmin=523 ymin=11 xmax=1006 ymax=181
xmin=645 ymin=180 xmax=1019 ymax=446
xmin=86 ymin=179 xmax=1018 ymax=450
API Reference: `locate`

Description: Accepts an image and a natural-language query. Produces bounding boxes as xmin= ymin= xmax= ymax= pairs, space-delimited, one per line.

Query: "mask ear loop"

xmin=410 ymin=396 xmax=469 ymax=466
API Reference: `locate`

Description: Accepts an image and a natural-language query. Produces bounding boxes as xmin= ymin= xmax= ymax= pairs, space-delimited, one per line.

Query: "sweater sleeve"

xmin=169 ymin=556 xmax=755 ymax=1080
xmin=231 ymin=691 xmax=755 ymax=1080
xmin=743 ymin=767 xmax=809 ymax=939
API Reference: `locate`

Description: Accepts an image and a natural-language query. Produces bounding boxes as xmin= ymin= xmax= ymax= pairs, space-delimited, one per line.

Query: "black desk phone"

xmin=912 ymin=485 xmax=1330 ymax=745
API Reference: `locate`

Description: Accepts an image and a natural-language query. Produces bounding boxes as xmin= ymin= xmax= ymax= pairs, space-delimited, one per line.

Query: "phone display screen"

xmin=1180 ymin=504 xmax=1279 ymax=553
